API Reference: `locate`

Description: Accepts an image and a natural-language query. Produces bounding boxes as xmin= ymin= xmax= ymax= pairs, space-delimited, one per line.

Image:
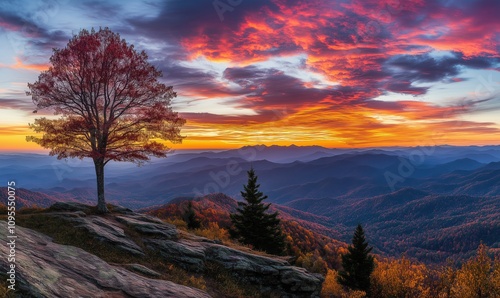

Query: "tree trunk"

xmin=94 ymin=158 xmax=108 ymax=213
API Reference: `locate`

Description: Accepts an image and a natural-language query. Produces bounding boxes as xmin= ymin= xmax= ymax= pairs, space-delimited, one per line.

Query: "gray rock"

xmin=204 ymin=245 xmax=324 ymax=297
xmin=277 ymin=266 xmax=324 ymax=294
xmin=73 ymin=210 xmax=87 ymax=217
xmin=145 ymin=239 xmax=206 ymax=272
xmin=51 ymin=214 xmax=145 ymax=257
xmin=17 ymin=203 xmax=324 ymax=297
xmin=146 ymin=233 xmax=323 ymax=296
xmin=125 ymin=264 xmax=162 ymax=277
xmin=183 ymin=233 xmax=222 ymax=244
xmin=116 ymin=215 xmax=178 ymax=239
xmin=0 ymin=222 xmax=211 ymax=298
xmin=122 ymin=213 xmax=165 ymax=224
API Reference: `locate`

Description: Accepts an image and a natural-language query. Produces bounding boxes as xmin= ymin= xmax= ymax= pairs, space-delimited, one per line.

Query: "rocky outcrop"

xmin=115 ymin=214 xmax=178 ymax=239
xmin=145 ymin=237 xmax=324 ymax=296
xmin=146 ymin=238 xmax=207 ymax=272
xmin=51 ymin=212 xmax=146 ymax=257
xmin=6 ymin=203 xmax=324 ymax=297
xmin=204 ymin=245 xmax=323 ymax=296
xmin=0 ymin=223 xmax=210 ymax=298
xmin=124 ymin=263 xmax=162 ymax=278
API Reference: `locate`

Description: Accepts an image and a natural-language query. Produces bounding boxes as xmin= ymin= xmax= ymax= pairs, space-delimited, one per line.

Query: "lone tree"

xmin=230 ymin=168 xmax=285 ymax=254
xmin=338 ymin=224 xmax=375 ymax=293
xmin=27 ymin=28 xmax=185 ymax=213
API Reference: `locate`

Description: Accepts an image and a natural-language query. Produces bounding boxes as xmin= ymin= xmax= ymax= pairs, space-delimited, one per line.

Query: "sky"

xmin=0 ymin=0 xmax=499 ymax=151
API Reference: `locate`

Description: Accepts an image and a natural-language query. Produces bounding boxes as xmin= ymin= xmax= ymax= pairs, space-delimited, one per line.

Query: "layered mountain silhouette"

xmin=2 ymin=145 xmax=500 ymax=263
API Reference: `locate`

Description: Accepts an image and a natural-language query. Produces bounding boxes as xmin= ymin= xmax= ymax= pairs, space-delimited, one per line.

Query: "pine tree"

xmin=184 ymin=201 xmax=201 ymax=230
xmin=230 ymin=168 xmax=285 ymax=255
xmin=338 ymin=224 xmax=375 ymax=293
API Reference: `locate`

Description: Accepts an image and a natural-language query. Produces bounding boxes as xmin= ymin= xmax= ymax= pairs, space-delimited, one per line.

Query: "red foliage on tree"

xmin=27 ymin=28 xmax=185 ymax=213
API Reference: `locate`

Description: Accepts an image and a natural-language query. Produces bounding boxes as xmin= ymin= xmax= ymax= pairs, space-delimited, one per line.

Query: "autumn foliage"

xmin=146 ymin=193 xmax=344 ymax=272
xmin=146 ymin=194 xmax=500 ymax=297
xmin=322 ymin=244 xmax=500 ymax=298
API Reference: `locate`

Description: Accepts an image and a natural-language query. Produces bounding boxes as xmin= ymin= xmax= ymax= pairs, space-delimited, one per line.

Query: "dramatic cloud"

xmin=0 ymin=0 xmax=499 ymax=150
xmin=223 ymin=66 xmax=337 ymax=110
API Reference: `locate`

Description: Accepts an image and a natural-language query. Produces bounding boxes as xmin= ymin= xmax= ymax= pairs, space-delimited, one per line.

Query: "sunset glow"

xmin=0 ymin=0 xmax=499 ymax=150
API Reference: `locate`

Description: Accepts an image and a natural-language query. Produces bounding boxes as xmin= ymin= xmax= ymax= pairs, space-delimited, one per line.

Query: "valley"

xmin=2 ymin=145 xmax=499 ymax=264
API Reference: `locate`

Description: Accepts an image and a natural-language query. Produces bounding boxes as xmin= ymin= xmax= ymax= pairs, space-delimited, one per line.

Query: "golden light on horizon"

xmin=2 ymin=104 xmax=500 ymax=152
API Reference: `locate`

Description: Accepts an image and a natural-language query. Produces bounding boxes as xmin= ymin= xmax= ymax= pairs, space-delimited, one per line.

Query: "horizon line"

xmin=1 ymin=143 xmax=500 ymax=155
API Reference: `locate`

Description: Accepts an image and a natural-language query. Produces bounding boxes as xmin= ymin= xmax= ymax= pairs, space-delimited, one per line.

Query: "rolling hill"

xmin=2 ymin=145 xmax=500 ymax=264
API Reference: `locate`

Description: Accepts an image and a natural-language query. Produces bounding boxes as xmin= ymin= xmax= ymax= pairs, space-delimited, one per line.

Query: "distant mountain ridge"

xmin=2 ymin=145 xmax=500 ymax=264
xmin=0 ymin=187 xmax=91 ymax=209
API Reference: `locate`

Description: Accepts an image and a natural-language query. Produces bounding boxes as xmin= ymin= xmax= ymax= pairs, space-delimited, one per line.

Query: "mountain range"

xmin=1 ymin=144 xmax=500 ymax=263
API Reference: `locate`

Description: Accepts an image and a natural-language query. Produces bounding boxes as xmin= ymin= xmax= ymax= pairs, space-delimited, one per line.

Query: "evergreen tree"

xmin=338 ymin=224 xmax=375 ymax=293
xmin=184 ymin=201 xmax=201 ymax=230
xmin=230 ymin=168 xmax=285 ymax=254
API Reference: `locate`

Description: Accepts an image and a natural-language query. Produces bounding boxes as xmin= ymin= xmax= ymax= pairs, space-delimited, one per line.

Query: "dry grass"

xmin=204 ymin=262 xmax=263 ymax=298
xmin=16 ymin=213 xmax=141 ymax=264
xmin=0 ymin=277 xmax=16 ymax=298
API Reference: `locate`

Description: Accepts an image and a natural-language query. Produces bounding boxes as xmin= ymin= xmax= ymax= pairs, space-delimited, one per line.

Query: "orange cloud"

xmin=1 ymin=57 xmax=49 ymax=72
xmin=3 ymin=104 xmax=499 ymax=151
xmin=174 ymin=100 xmax=500 ymax=149
xmin=2 ymin=0 xmax=499 ymax=151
